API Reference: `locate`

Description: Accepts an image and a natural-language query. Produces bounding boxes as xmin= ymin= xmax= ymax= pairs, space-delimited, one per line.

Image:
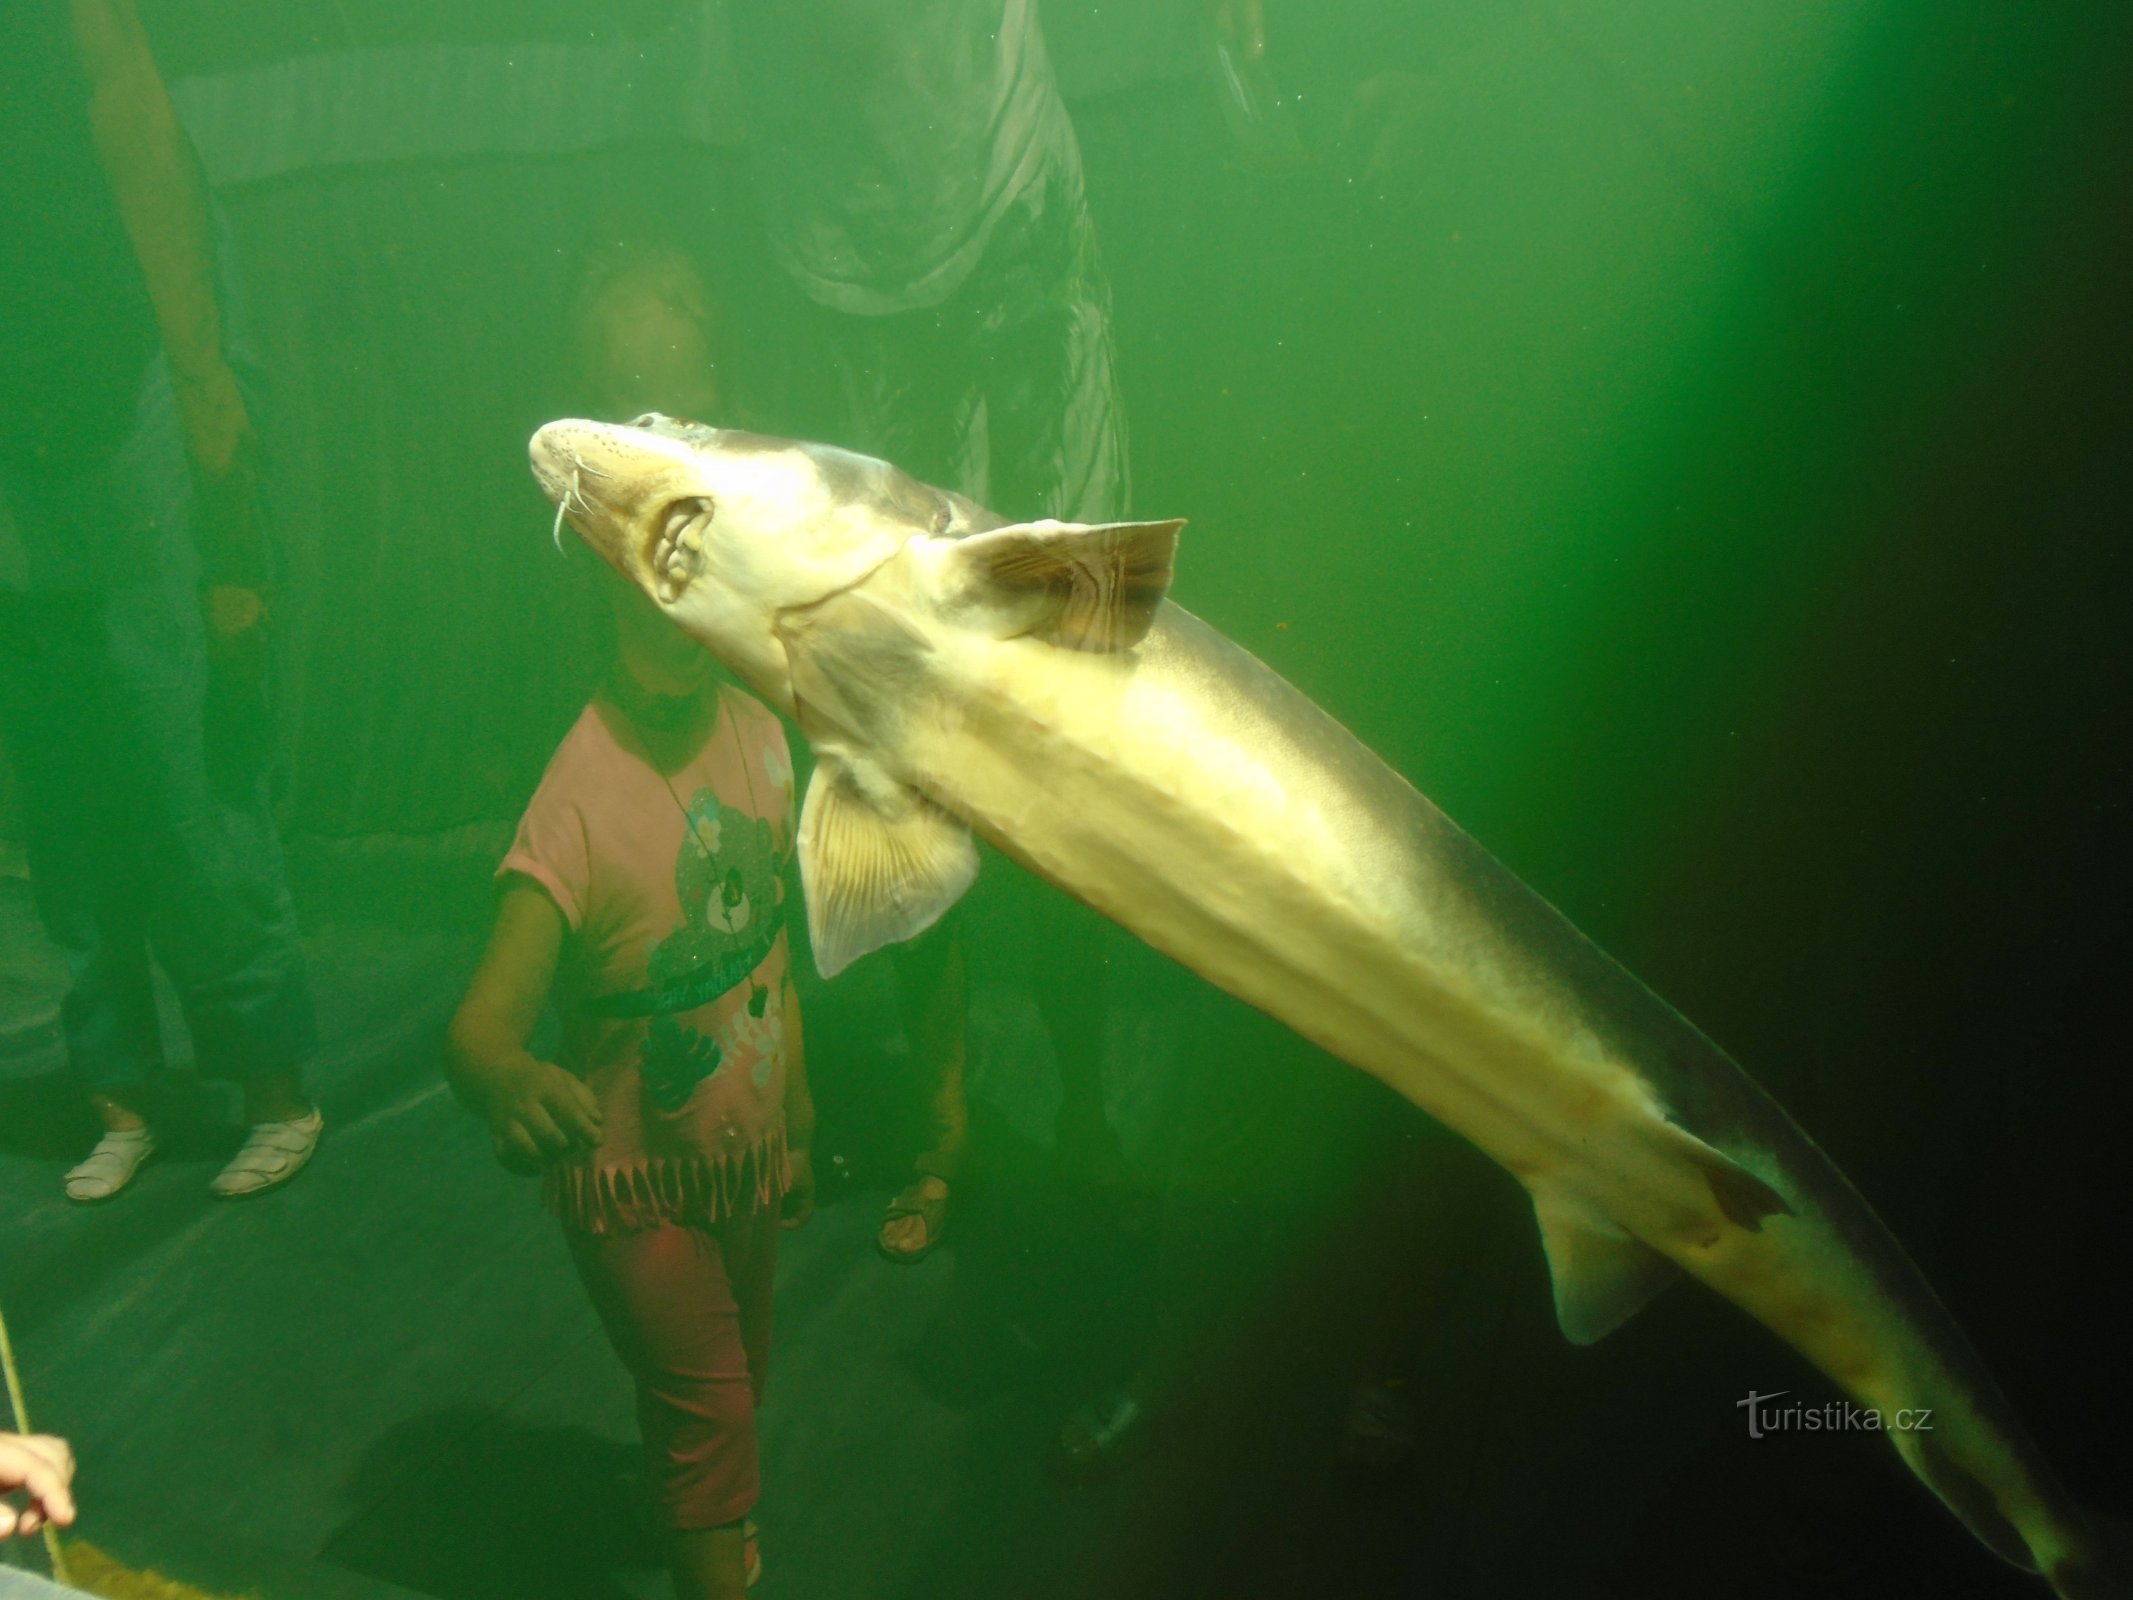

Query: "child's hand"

xmin=781 ymin=1148 xmax=816 ymax=1229
xmin=0 ymin=1433 xmax=76 ymax=1540
xmin=485 ymin=1057 xmax=603 ymax=1173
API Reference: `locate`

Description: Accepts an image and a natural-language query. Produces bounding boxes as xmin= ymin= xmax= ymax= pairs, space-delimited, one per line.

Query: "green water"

xmin=3 ymin=4 xmax=2129 ymax=1598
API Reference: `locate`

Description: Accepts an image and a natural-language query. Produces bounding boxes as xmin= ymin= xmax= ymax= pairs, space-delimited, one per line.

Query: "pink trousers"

xmin=568 ymin=1204 xmax=779 ymax=1530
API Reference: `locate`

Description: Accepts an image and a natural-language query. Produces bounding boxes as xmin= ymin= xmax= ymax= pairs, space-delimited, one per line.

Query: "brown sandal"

xmin=877 ymin=1176 xmax=950 ymax=1264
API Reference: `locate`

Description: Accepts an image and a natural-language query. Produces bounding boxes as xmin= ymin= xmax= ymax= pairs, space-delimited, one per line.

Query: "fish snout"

xmin=527 ymin=420 xmax=584 ymax=506
xmin=528 ymin=419 xmax=648 ymax=574
xmin=529 ymin=422 xmax=618 ymax=515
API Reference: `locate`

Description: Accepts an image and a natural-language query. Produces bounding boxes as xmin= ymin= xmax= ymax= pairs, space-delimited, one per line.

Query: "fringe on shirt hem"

xmin=546 ymin=1123 xmax=790 ymax=1236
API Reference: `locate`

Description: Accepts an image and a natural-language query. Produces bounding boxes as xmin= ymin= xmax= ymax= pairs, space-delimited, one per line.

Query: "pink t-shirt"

xmin=502 ymin=685 xmax=798 ymax=1235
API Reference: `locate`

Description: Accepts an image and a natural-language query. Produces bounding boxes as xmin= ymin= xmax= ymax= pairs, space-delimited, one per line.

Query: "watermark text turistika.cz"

xmin=1738 ymin=1390 xmax=1933 ymax=1439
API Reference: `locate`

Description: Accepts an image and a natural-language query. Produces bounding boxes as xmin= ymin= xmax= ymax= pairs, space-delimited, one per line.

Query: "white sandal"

xmin=65 ymin=1126 xmax=157 ymax=1203
xmin=211 ymin=1107 xmax=324 ymax=1198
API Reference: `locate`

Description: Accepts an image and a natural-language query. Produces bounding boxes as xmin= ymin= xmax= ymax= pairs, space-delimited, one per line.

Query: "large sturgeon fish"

xmin=531 ymin=414 xmax=2113 ymax=1595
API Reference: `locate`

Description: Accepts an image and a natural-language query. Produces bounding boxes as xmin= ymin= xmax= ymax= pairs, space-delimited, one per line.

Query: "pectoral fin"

xmin=797 ymin=751 xmax=977 ymax=978
xmin=950 ymin=518 xmax=1184 ymax=651
xmin=1533 ymin=1188 xmax=1681 ymax=1345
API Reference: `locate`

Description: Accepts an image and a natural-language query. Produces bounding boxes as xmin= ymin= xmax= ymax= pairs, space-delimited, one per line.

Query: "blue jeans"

xmin=0 ymin=578 xmax=314 ymax=1095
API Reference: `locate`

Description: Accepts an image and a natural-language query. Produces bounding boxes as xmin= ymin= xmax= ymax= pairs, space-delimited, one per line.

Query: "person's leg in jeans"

xmin=571 ymin=1206 xmax=779 ymax=1600
xmin=105 ymin=345 xmax=317 ymax=1146
xmin=0 ymin=589 xmax=170 ymax=1197
xmin=106 ymin=564 xmax=316 ymax=1132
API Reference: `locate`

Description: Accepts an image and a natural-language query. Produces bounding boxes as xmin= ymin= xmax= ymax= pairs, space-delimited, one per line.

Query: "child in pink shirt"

xmin=448 ymin=570 xmax=814 ymax=1600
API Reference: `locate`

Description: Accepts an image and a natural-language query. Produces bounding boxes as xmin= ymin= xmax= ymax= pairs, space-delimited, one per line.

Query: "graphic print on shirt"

xmin=588 ymin=785 xmax=786 ymax=1112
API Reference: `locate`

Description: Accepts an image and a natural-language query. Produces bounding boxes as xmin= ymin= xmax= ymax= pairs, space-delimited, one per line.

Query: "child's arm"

xmin=446 ymin=880 xmax=604 ymax=1173
xmin=780 ymin=978 xmax=817 ymax=1227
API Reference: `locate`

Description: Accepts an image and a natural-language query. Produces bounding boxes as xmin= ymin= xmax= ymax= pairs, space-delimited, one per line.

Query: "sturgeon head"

xmin=529 ymin=413 xmax=991 ymax=715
